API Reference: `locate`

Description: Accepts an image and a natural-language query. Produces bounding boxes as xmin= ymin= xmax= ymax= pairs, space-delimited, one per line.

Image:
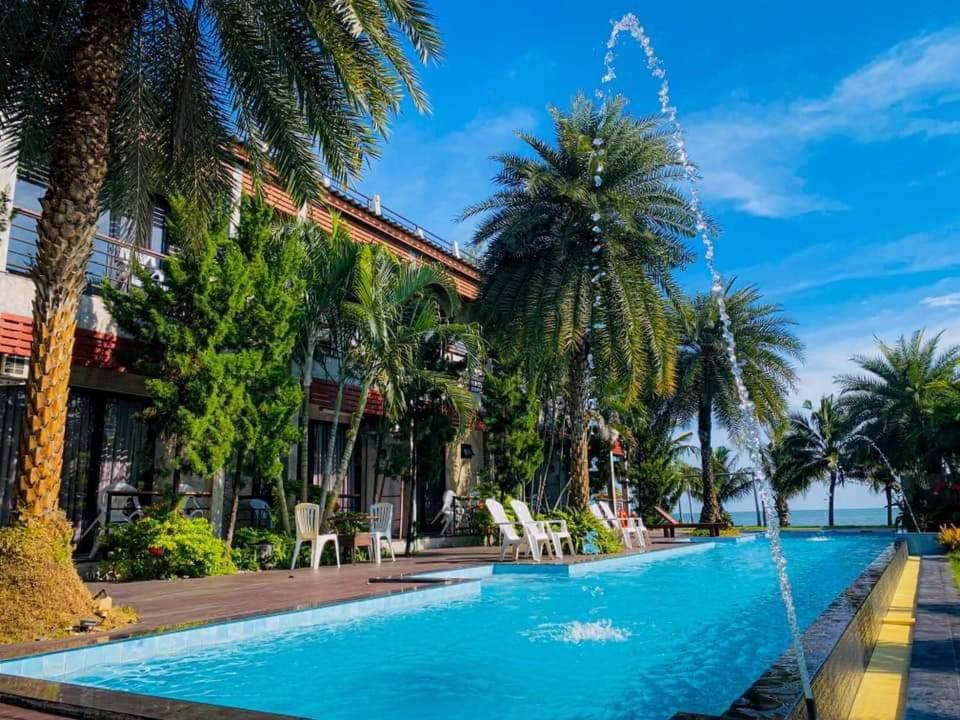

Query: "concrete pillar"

xmin=0 ymin=129 xmax=19 ymax=271
xmin=228 ymin=164 xmax=243 ymax=237
xmin=209 ymin=467 xmax=225 ymax=537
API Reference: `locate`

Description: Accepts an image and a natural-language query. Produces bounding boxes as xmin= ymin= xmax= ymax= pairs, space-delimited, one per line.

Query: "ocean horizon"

xmin=725 ymin=507 xmax=892 ymax=527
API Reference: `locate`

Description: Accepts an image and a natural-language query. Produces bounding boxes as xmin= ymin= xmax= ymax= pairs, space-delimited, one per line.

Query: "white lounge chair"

xmin=430 ymin=490 xmax=456 ymax=536
xmin=369 ymin=502 xmax=396 ymax=564
xmin=598 ymin=500 xmax=647 ymax=548
xmin=590 ymin=501 xmax=638 ymax=549
xmin=291 ymin=503 xmax=340 ymax=570
xmin=510 ymin=498 xmax=576 ymax=558
xmin=485 ymin=498 xmax=552 ymax=562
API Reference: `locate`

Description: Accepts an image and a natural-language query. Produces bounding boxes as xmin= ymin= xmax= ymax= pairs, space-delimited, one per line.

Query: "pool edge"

xmin=672 ymin=539 xmax=908 ymax=720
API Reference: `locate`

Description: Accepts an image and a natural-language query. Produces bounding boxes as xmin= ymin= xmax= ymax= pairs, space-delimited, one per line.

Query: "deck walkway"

xmin=905 ymin=555 xmax=960 ymax=720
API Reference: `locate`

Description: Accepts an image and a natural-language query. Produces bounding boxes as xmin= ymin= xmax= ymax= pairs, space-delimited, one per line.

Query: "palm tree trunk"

xmin=885 ymin=484 xmax=893 ymax=527
xmin=320 ymin=377 xmax=371 ymax=530
xmin=775 ymin=492 xmax=789 ymax=527
xmin=318 ymin=374 xmax=346 ymax=513
xmin=17 ymin=0 xmax=146 ymax=519
xmin=298 ymin=340 xmax=315 ymax=503
xmin=697 ymin=386 xmax=721 ymax=523
xmin=567 ymin=343 xmax=591 ymax=510
xmin=828 ymin=470 xmax=837 ymax=527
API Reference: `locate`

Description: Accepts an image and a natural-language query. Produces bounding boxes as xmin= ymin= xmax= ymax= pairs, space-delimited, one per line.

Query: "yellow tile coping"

xmin=848 ymin=556 xmax=921 ymax=720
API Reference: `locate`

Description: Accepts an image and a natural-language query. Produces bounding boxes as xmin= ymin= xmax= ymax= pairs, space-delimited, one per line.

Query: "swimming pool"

xmin=0 ymin=535 xmax=893 ymax=720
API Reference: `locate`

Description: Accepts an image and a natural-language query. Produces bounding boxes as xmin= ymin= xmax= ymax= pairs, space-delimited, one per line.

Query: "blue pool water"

xmin=6 ymin=536 xmax=892 ymax=720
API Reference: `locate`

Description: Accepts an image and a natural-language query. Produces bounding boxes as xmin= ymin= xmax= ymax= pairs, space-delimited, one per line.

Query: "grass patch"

xmin=949 ymin=553 xmax=960 ymax=592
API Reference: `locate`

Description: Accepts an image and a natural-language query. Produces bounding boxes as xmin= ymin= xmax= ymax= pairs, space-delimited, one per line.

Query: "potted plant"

xmin=330 ymin=511 xmax=369 ymax=564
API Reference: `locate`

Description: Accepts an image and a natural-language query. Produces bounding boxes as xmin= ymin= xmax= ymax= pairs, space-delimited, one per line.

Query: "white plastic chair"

xmin=598 ymin=501 xmax=645 ymax=548
xmin=81 ymin=481 xmax=144 ymax=557
xmin=430 ymin=490 xmax=456 ymax=536
xmin=510 ymin=498 xmax=576 ymax=558
xmin=486 ymin=498 xmax=552 ymax=562
xmin=291 ymin=503 xmax=340 ymax=570
xmin=369 ymin=503 xmax=396 ymax=564
xmin=177 ymin=482 xmax=205 ymax=519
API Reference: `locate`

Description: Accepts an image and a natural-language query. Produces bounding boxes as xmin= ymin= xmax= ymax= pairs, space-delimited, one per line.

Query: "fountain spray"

xmin=595 ymin=14 xmax=817 ymax=717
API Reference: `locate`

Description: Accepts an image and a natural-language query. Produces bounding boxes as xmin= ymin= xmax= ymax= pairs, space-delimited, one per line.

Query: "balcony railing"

xmin=6 ymin=207 xmax=167 ymax=291
xmin=324 ymin=181 xmax=480 ymax=268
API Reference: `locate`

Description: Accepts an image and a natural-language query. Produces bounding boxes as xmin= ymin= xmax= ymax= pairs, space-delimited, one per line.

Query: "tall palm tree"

xmin=1 ymin=0 xmax=442 ymax=520
xmin=838 ymin=331 xmax=960 ymax=475
xmin=761 ymin=428 xmax=814 ymax=527
xmin=781 ymin=395 xmax=857 ymax=527
xmin=677 ymin=282 xmax=803 ymax=523
xmin=687 ymin=447 xmax=754 ymax=519
xmin=463 ymin=95 xmax=698 ymax=509
xmin=319 ymin=244 xmax=483 ymax=529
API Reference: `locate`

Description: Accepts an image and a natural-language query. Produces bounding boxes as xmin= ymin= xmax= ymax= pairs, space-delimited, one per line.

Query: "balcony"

xmin=6 ymin=206 xmax=167 ymax=292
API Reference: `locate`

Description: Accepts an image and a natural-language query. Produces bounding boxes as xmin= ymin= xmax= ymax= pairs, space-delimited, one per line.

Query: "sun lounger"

xmin=654 ymin=506 xmax=727 ymax=537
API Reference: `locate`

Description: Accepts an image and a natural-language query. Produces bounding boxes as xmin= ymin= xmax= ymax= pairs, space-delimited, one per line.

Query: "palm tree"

xmin=1 ymin=0 xmax=442 ymax=520
xmin=677 ymin=282 xmax=803 ymax=523
xmin=287 ymin=216 xmax=359 ymax=504
xmin=463 ymin=95 xmax=698 ymax=509
xmin=319 ymin=244 xmax=483 ymax=529
xmin=781 ymin=395 xmax=857 ymax=527
xmin=687 ymin=447 xmax=754 ymax=520
xmin=838 ymin=331 xmax=960 ymax=475
xmin=762 ymin=428 xmax=814 ymax=527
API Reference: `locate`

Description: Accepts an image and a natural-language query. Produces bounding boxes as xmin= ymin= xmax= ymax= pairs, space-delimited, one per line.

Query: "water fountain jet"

xmin=595 ymin=13 xmax=816 ymax=716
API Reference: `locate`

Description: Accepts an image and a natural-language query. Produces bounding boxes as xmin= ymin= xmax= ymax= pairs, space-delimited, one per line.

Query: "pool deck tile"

xmin=905 ymin=555 xmax=960 ymax=720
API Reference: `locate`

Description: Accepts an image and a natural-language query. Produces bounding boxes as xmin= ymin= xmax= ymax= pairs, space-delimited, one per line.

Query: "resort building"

xmin=0 ymin=149 xmax=486 ymax=545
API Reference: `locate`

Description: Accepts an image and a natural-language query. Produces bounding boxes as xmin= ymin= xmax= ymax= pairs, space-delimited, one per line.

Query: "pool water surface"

xmin=3 ymin=535 xmax=892 ymax=720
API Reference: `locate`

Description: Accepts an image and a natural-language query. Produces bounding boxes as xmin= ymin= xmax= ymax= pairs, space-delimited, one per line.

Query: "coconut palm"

xmin=1 ymin=0 xmax=442 ymax=519
xmin=677 ymin=282 xmax=803 ymax=523
xmin=781 ymin=395 xmax=857 ymax=527
xmin=761 ymin=428 xmax=814 ymax=527
xmin=463 ymin=95 xmax=698 ymax=509
xmin=838 ymin=331 xmax=960 ymax=475
xmin=319 ymin=244 xmax=483 ymax=529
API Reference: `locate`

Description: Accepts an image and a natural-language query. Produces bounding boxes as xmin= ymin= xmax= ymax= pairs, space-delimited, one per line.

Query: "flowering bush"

xmin=938 ymin=524 xmax=960 ymax=553
xmin=99 ymin=502 xmax=235 ymax=581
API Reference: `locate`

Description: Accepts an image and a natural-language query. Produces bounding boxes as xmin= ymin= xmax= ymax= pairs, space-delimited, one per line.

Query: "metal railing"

xmin=321 ymin=181 xmax=480 ymax=268
xmin=6 ymin=207 xmax=167 ymax=291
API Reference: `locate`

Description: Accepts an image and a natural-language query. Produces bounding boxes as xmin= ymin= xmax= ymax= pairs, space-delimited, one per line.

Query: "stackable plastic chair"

xmin=430 ymin=490 xmax=456 ymax=536
xmin=369 ymin=502 xmax=396 ymax=564
xmin=598 ymin=500 xmax=646 ymax=548
xmin=509 ymin=498 xmax=576 ymax=558
xmin=291 ymin=503 xmax=340 ymax=570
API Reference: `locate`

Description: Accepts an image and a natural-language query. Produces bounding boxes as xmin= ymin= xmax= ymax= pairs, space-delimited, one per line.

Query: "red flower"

xmin=476 ymin=500 xmax=485 ymax=510
xmin=148 ymin=546 xmax=164 ymax=558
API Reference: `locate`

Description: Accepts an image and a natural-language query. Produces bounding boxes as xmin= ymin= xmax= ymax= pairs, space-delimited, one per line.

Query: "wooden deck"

xmin=0 ymin=542 xmax=677 ymax=718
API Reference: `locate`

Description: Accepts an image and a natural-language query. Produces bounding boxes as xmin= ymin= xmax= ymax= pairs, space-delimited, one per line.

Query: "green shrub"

xmin=99 ymin=502 xmax=235 ymax=581
xmin=232 ymin=527 xmax=297 ymax=570
xmin=548 ymin=507 xmax=624 ymax=554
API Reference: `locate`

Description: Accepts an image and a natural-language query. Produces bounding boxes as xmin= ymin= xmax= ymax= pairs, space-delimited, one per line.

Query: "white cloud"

xmin=686 ymin=28 xmax=960 ymax=217
xmin=921 ymin=292 xmax=960 ymax=307
xmin=733 ymin=226 xmax=960 ymax=295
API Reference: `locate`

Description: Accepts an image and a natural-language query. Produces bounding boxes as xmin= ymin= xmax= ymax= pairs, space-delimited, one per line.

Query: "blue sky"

xmin=357 ymin=1 xmax=960 ymax=511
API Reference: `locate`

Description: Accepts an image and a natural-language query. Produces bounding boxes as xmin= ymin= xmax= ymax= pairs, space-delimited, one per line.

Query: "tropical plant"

xmin=838 ymin=331 xmax=960 ymax=475
xmin=288 ymin=216 xmax=359 ymax=504
xmin=318 ymin=244 xmax=483 ymax=529
xmin=781 ymin=395 xmax=858 ymax=527
xmin=3 ymin=0 xmax=442 ymax=521
xmin=686 ymin=447 xmax=754 ymax=522
xmin=761 ymin=427 xmax=814 ymax=527
xmin=98 ymin=500 xmax=235 ymax=581
xmin=464 ymin=95 xmax=698 ymax=510
xmin=481 ymin=358 xmax=544 ymax=500
xmin=676 ymin=281 xmax=803 ymax=523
